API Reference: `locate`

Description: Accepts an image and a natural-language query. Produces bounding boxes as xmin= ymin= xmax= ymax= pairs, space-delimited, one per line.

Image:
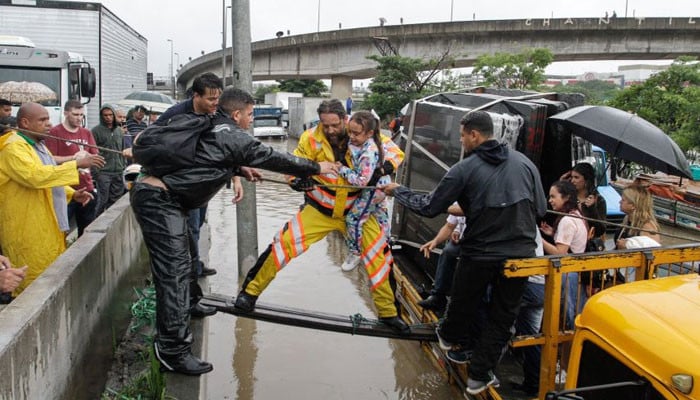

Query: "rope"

xmin=349 ymin=313 xmax=369 ymax=335
xmin=1 ymin=123 xmax=124 ymax=155
xmin=263 ymin=177 xmax=380 ymax=191
xmin=546 ymin=209 xmax=699 ymax=242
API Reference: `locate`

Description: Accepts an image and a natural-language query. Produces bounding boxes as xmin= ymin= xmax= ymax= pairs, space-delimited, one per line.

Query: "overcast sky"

xmin=94 ymin=0 xmax=700 ymax=78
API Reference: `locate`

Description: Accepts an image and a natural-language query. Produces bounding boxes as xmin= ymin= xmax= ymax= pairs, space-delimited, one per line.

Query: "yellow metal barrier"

xmin=393 ymin=244 xmax=700 ymax=399
xmin=503 ymin=244 xmax=700 ymax=399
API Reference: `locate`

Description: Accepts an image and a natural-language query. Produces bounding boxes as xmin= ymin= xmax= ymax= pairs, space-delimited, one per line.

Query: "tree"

xmin=276 ymin=79 xmax=328 ymax=97
xmin=363 ymin=52 xmax=454 ymax=118
xmin=473 ymin=48 xmax=554 ymax=89
xmin=609 ymin=57 xmax=700 ymax=151
xmin=552 ymin=80 xmax=621 ymax=105
xmin=254 ymin=84 xmax=278 ymax=103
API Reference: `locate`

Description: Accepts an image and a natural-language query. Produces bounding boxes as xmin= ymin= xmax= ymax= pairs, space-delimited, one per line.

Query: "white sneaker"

xmin=341 ymin=254 xmax=361 ymax=272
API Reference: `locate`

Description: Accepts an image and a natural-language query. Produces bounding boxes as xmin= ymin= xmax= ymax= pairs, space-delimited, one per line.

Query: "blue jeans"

xmin=432 ymin=240 xmax=459 ymax=296
xmin=514 ymin=281 xmax=545 ymax=388
xmin=562 ymin=273 xmax=588 ymax=330
xmin=187 ymin=205 xmax=208 ymax=275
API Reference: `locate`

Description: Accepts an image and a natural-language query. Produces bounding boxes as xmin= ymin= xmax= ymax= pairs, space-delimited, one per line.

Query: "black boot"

xmin=191 ymin=302 xmax=217 ymax=318
xmin=154 ymin=345 xmax=213 ymax=376
xmin=234 ymin=291 xmax=258 ymax=313
xmin=379 ymin=316 xmax=410 ymax=335
xmin=417 ymin=294 xmax=447 ymax=312
xmin=199 ymin=265 xmax=217 ymax=277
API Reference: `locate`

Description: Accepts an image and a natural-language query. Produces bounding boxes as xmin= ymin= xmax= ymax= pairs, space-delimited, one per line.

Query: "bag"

xmin=580 ymin=237 xmax=626 ymax=288
xmin=585 ymin=237 xmax=605 ymax=252
xmin=132 ymin=114 xmax=213 ymax=177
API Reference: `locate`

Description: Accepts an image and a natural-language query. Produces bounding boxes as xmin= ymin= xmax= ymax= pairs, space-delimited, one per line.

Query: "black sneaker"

xmin=191 ymin=302 xmax=217 ymax=318
xmin=379 ymin=316 xmax=410 ymax=335
xmin=199 ymin=266 xmax=217 ymax=277
xmin=234 ymin=291 xmax=258 ymax=313
xmin=417 ymin=294 xmax=447 ymax=312
xmin=446 ymin=348 xmax=472 ymax=364
xmin=154 ymin=344 xmax=213 ymax=376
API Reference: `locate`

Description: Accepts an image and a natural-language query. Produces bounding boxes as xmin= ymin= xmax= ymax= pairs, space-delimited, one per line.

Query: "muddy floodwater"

xmin=201 ymin=139 xmax=462 ymax=400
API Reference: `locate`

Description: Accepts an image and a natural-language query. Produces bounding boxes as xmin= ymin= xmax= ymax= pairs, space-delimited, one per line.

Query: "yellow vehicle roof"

xmin=577 ymin=274 xmax=700 ymax=397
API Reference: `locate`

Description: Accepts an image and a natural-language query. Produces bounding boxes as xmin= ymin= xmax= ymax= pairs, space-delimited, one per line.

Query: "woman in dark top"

xmin=561 ymin=162 xmax=607 ymax=239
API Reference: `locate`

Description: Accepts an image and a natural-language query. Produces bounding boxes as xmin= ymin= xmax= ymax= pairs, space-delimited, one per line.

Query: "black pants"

xmin=67 ymin=190 xmax=98 ymax=237
xmin=439 ymin=258 xmax=527 ymax=381
xmin=131 ymin=182 xmax=194 ymax=357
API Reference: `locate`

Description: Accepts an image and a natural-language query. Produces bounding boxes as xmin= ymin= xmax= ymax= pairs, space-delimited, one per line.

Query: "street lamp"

xmin=222 ymin=1 xmax=231 ymax=83
xmin=317 ymin=0 xmax=320 ymax=32
xmin=174 ymin=52 xmax=180 ymax=70
xmin=167 ymin=38 xmax=174 ymax=98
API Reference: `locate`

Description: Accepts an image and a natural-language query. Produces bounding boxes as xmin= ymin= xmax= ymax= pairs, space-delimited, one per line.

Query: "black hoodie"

xmin=393 ymin=139 xmax=547 ymax=260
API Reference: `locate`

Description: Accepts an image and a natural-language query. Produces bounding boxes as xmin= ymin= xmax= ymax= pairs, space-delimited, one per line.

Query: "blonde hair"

xmin=621 ymin=184 xmax=659 ymax=236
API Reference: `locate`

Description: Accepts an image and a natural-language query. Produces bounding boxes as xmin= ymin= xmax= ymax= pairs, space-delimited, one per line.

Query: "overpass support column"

xmin=330 ymin=75 xmax=353 ymax=104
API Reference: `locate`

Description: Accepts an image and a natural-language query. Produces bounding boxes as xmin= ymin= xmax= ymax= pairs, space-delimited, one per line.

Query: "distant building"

xmin=544 ymin=64 xmax=671 ymax=88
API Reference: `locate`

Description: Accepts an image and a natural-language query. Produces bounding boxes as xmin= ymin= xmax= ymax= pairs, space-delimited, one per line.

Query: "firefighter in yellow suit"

xmin=236 ymin=99 xmax=409 ymax=333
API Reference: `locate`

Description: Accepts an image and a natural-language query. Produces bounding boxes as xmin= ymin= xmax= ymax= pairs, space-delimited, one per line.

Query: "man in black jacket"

xmin=130 ymin=87 xmax=336 ymax=376
xmin=382 ymin=110 xmax=547 ymax=396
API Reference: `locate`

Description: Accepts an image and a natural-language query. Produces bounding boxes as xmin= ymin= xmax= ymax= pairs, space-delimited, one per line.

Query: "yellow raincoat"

xmin=0 ymin=130 xmax=79 ymax=296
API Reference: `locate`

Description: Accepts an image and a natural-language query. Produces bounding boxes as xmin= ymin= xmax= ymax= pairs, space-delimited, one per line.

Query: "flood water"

xmin=201 ymin=139 xmax=462 ymax=400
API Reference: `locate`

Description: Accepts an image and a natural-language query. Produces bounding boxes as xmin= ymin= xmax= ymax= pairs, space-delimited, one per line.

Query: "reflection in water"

xmin=233 ymin=317 xmax=257 ymax=400
xmin=204 ymin=139 xmax=461 ymax=399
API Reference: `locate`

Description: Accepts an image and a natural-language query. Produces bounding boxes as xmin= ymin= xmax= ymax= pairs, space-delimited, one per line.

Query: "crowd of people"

xmin=1 ymin=70 xmax=667 ymax=397
xmin=0 ymin=93 xmax=169 ymax=302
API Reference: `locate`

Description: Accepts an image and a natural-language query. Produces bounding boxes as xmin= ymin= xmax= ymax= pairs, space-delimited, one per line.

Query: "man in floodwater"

xmin=234 ymin=99 xmax=409 ymax=334
xmin=130 ymin=88 xmax=336 ymax=376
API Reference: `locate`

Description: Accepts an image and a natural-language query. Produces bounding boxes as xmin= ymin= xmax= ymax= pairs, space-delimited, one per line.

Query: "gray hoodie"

xmin=91 ymin=104 xmax=125 ymax=174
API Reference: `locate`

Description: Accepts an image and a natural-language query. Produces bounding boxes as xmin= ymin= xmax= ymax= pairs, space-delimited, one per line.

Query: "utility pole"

xmin=231 ymin=0 xmax=257 ymax=278
xmin=450 ymin=0 xmax=454 ymax=21
xmin=167 ymin=39 xmax=174 ymax=98
xmin=222 ymin=0 xmax=230 ymax=85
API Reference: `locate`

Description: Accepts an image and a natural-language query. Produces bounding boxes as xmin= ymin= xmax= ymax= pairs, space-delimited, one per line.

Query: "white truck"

xmin=0 ymin=35 xmax=95 ymax=126
xmin=0 ymin=2 xmax=148 ymax=128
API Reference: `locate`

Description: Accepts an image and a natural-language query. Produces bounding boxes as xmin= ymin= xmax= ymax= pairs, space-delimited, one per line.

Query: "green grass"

xmin=102 ymin=284 xmax=169 ymax=400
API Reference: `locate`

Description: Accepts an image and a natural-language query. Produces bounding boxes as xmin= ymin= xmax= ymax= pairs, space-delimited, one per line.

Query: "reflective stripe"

xmin=363 ymin=232 xmax=385 ymax=267
xmin=307 ymin=187 xmax=357 ymax=210
xmin=289 ymin=213 xmax=306 ymax=257
xmin=369 ymin=260 xmax=391 ymax=290
xmin=362 ymin=234 xmax=391 ymax=290
xmin=271 ymin=237 xmax=286 ymax=270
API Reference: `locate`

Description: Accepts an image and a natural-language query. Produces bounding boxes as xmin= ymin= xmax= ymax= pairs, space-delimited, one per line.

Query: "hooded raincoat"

xmin=0 ymin=130 xmax=79 ymax=296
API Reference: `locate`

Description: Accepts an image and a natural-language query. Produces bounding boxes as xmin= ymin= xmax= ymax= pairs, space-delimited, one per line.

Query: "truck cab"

xmin=548 ymin=274 xmax=700 ymax=399
xmin=0 ymin=35 xmax=95 ymax=126
xmin=589 ymin=145 xmax=625 ymax=227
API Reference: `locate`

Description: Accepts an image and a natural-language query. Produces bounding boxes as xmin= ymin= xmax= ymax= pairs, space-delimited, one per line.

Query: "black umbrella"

xmin=549 ymin=105 xmax=691 ymax=178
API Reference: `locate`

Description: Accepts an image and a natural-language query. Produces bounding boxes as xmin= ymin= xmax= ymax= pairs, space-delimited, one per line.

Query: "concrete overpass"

xmin=178 ymin=17 xmax=700 ymax=100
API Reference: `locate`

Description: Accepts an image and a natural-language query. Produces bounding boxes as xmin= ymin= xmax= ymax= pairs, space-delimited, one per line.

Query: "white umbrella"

xmin=0 ymin=81 xmax=58 ymax=104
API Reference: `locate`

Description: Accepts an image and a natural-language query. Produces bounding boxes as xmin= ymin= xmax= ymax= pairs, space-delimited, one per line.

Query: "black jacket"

xmin=135 ymin=113 xmax=320 ymax=209
xmin=393 ymin=140 xmax=547 ymax=260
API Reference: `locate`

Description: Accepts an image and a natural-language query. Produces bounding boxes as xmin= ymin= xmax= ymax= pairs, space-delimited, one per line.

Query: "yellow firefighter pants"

xmin=242 ymin=205 xmax=398 ymax=318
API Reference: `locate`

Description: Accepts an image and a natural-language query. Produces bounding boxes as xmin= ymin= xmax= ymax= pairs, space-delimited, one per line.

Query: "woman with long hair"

xmin=616 ymin=184 xmax=661 ymax=248
xmin=539 ymin=180 xmax=589 ymax=328
xmin=561 ymin=162 xmax=607 ymax=239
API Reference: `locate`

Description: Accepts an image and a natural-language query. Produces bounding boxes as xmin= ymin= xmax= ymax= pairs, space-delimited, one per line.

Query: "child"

xmin=337 ymin=111 xmax=391 ymax=272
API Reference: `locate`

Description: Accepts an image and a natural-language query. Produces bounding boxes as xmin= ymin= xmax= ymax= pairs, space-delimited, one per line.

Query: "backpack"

xmin=132 ymin=114 xmax=213 ymax=177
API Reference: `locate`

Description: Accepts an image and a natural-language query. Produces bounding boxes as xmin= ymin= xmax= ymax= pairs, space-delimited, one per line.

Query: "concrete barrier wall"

xmin=0 ymin=195 xmax=148 ymax=400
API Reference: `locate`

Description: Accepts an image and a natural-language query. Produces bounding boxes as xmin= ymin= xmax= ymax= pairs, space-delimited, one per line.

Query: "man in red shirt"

xmin=46 ymin=100 xmax=105 ymax=236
